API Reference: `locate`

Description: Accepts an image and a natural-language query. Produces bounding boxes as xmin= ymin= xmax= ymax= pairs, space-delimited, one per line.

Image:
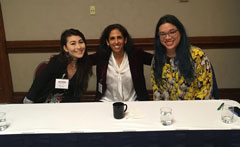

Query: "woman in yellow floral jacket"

xmin=151 ymin=14 xmax=213 ymax=100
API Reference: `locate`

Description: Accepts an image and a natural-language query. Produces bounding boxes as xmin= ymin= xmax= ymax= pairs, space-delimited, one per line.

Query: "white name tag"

xmin=55 ymin=79 xmax=69 ymax=89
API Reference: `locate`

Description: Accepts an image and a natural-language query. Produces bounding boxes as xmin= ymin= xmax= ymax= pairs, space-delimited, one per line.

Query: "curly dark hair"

xmin=98 ymin=24 xmax=133 ymax=62
xmin=59 ymin=28 xmax=92 ymax=97
xmin=153 ymin=14 xmax=194 ymax=85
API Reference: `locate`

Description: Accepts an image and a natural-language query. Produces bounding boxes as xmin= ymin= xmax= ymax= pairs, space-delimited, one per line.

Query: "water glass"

xmin=0 ymin=112 xmax=7 ymax=131
xmin=160 ymin=107 xmax=173 ymax=126
xmin=221 ymin=105 xmax=234 ymax=124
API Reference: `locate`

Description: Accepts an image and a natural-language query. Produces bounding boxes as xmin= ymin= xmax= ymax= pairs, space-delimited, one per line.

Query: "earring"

xmin=65 ymin=51 xmax=69 ymax=58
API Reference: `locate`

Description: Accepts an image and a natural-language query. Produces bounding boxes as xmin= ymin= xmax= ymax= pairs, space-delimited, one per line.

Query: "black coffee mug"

xmin=113 ymin=102 xmax=128 ymax=119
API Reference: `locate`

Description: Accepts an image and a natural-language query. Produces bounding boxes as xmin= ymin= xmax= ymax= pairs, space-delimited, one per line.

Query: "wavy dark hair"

xmin=59 ymin=28 xmax=92 ymax=97
xmin=153 ymin=14 xmax=194 ymax=85
xmin=98 ymin=24 xmax=133 ymax=62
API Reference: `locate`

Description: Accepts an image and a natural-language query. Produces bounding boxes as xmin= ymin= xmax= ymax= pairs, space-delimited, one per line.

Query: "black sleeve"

xmin=89 ymin=52 xmax=97 ymax=66
xmin=142 ymin=51 xmax=153 ymax=65
xmin=135 ymin=48 xmax=153 ymax=65
xmin=25 ymin=56 xmax=63 ymax=102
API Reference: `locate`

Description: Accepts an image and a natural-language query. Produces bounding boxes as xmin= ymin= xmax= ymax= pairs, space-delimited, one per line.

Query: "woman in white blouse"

xmin=90 ymin=24 xmax=153 ymax=102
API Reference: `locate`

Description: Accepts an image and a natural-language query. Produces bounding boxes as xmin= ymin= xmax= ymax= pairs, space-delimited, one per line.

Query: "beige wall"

xmin=1 ymin=0 xmax=240 ymax=40
xmin=1 ymin=0 xmax=240 ymax=92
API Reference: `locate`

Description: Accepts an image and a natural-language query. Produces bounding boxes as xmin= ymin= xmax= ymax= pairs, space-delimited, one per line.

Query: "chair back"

xmin=211 ymin=64 xmax=219 ymax=99
xmin=34 ymin=61 xmax=48 ymax=79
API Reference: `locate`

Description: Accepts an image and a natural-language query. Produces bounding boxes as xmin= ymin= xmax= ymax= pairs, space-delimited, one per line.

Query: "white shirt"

xmin=100 ymin=52 xmax=137 ymax=102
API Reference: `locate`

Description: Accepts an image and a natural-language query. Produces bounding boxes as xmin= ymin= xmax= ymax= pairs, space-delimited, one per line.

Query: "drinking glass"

xmin=0 ymin=112 xmax=7 ymax=131
xmin=221 ymin=105 xmax=234 ymax=124
xmin=160 ymin=107 xmax=173 ymax=126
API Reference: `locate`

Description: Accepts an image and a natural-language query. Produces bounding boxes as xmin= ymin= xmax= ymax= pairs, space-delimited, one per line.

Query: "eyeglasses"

xmin=158 ymin=30 xmax=178 ymax=39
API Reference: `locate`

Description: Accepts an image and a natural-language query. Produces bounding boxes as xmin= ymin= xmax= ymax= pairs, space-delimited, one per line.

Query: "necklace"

xmin=67 ymin=63 xmax=77 ymax=79
xmin=69 ymin=61 xmax=77 ymax=69
xmin=70 ymin=64 xmax=76 ymax=68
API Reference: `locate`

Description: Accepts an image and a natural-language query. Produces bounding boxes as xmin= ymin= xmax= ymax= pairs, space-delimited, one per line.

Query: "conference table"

xmin=0 ymin=100 xmax=239 ymax=147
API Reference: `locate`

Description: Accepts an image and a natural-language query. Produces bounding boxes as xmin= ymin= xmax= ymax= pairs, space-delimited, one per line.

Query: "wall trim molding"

xmin=12 ymin=88 xmax=240 ymax=103
xmin=6 ymin=36 xmax=240 ymax=53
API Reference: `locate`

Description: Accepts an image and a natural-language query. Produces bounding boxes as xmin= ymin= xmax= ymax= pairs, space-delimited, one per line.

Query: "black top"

xmin=25 ymin=55 xmax=81 ymax=103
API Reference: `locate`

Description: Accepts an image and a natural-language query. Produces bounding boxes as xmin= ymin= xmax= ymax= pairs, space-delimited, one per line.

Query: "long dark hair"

xmin=153 ymin=14 xmax=194 ymax=85
xmin=59 ymin=28 xmax=92 ymax=97
xmin=98 ymin=24 xmax=133 ymax=62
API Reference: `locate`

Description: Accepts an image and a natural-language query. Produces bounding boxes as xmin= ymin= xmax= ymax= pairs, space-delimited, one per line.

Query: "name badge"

xmin=98 ymin=83 xmax=102 ymax=94
xmin=55 ymin=79 xmax=69 ymax=89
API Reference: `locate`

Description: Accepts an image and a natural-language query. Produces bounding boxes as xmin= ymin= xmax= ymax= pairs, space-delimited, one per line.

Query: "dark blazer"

xmin=90 ymin=48 xmax=153 ymax=101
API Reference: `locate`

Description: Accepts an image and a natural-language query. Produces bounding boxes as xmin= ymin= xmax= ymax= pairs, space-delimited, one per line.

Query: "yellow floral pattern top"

xmin=151 ymin=46 xmax=213 ymax=100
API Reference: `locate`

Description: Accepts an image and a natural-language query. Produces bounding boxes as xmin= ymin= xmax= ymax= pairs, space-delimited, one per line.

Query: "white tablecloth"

xmin=0 ymin=99 xmax=239 ymax=135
